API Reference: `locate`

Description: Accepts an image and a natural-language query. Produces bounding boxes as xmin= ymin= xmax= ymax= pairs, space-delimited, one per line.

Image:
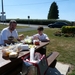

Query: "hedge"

xmin=3 ymin=19 xmax=71 ymax=26
xmin=62 ymin=26 xmax=75 ymax=33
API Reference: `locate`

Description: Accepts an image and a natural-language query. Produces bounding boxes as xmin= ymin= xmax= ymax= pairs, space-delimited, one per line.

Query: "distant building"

xmin=0 ymin=0 xmax=6 ymax=21
xmin=0 ymin=15 xmax=6 ymax=21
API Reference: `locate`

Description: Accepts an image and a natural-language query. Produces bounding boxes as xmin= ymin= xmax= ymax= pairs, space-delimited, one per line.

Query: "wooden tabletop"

xmin=0 ymin=42 xmax=49 ymax=75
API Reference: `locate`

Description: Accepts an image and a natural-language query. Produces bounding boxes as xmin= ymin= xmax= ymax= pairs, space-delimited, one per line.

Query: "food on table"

xmin=8 ymin=36 xmax=14 ymax=41
xmin=33 ymin=40 xmax=40 ymax=45
xmin=29 ymin=45 xmax=36 ymax=49
xmin=16 ymin=43 xmax=22 ymax=52
xmin=2 ymin=49 xmax=13 ymax=57
xmin=16 ymin=43 xmax=29 ymax=51
xmin=2 ymin=45 xmax=19 ymax=57
xmin=21 ymin=44 xmax=29 ymax=50
xmin=9 ymin=52 xmax=18 ymax=58
xmin=19 ymin=34 xmax=24 ymax=40
xmin=24 ymin=37 xmax=32 ymax=44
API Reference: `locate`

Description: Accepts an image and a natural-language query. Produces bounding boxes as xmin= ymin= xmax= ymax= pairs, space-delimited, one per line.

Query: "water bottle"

xmin=30 ymin=47 xmax=35 ymax=62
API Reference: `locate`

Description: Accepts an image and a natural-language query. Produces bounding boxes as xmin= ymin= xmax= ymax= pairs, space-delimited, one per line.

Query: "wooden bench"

xmin=47 ymin=51 xmax=59 ymax=68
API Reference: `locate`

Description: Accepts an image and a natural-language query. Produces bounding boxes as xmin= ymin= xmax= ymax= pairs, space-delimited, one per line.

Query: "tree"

xmin=47 ymin=1 xmax=59 ymax=19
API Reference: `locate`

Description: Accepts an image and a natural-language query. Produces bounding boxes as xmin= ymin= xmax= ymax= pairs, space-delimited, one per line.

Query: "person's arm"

xmin=41 ymin=34 xmax=50 ymax=42
xmin=17 ymin=38 xmax=21 ymax=41
xmin=32 ymin=34 xmax=39 ymax=40
xmin=18 ymin=34 xmax=24 ymax=40
xmin=45 ymin=36 xmax=50 ymax=42
xmin=1 ymin=29 xmax=11 ymax=45
xmin=41 ymin=39 xmax=50 ymax=42
xmin=4 ymin=40 xmax=15 ymax=44
xmin=13 ymin=30 xmax=21 ymax=42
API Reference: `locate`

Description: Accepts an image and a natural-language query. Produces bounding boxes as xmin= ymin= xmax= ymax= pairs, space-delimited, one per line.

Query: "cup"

xmin=33 ymin=40 xmax=40 ymax=45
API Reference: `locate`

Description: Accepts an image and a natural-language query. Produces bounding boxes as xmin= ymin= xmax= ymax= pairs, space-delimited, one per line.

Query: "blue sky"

xmin=0 ymin=0 xmax=75 ymax=21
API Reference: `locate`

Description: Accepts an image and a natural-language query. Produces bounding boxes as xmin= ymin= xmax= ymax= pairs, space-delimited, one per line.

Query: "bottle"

xmin=30 ymin=47 xmax=35 ymax=62
xmin=26 ymin=35 xmax=29 ymax=39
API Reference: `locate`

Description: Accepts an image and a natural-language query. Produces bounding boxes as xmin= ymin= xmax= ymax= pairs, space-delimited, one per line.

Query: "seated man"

xmin=32 ymin=26 xmax=50 ymax=55
xmin=0 ymin=34 xmax=2 ymax=46
xmin=0 ymin=20 xmax=21 ymax=45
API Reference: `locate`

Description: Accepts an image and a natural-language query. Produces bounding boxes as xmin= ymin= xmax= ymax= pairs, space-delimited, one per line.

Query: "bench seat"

xmin=47 ymin=51 xmax=59 ymax=68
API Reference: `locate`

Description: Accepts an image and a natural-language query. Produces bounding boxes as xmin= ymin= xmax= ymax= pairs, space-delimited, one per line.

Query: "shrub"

xmin=54 ymin=31 xmax=62 ymax=36
xmin=62 ymin=26 xmax=75 ymax=33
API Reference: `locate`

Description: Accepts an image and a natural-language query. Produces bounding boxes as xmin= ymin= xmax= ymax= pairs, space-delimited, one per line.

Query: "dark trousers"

xmin=35 ymin=46 xmax=46 ymax=56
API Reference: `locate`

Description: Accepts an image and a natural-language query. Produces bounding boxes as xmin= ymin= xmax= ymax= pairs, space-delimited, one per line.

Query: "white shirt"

xmin=33 ymin=33 xmax=49 ymax=41
xmin=0 ymin=27 xmax=18 ymax=45
xmin=0 ymin=34 xmax=1 ymax=45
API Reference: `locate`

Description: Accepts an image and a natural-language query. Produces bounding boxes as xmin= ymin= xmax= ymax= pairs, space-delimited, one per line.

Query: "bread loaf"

xmin=9 ymin=52 xmax=18 ymax=58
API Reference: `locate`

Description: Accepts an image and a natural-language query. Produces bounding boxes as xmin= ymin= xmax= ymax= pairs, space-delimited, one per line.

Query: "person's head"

xmin=37 ymin=26 xmax=44 ymax=35
xmin=9 ymin=20 xmax=17 ymax=31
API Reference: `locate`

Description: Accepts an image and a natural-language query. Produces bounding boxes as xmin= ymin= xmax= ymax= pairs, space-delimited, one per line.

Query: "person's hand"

xmin=33 ymin=36 xmax=39 ymax=40
xmin=19 ymin=34 xmax=24 ymax=40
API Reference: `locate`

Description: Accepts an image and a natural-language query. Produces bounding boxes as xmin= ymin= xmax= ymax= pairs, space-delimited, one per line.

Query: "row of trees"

xmin=47 ymin=1 xmax=59 ymax=19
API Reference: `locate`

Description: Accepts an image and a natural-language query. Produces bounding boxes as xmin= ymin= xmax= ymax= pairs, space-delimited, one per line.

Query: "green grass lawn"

xmin=19 ymin=28 xmax=75 ymax=75
xmin=0 ymin=24 xmax=28 ymax=30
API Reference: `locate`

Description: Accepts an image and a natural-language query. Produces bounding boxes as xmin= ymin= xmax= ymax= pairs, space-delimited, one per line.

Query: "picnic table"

xmin=0 ymin=41 xmax=59 ymax=75
xmin=0 ymin=42 xmax=50 ymax=75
